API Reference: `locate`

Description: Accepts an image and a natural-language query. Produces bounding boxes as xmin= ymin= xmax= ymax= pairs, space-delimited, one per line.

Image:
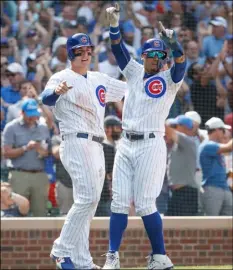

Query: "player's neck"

xmin=71 ymin=66 xmax=88 ymax=76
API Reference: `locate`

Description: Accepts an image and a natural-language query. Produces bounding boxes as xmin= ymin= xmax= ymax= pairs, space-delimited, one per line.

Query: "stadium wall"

xmin=1 ymin=217 xmax=232 ymax=269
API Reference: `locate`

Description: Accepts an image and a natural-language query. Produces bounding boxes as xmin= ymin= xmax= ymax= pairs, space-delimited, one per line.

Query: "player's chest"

xmin=67 ymin=76 xmax=107 ymax=108
xmin=127 ymin=75 xmax=172 ymax=102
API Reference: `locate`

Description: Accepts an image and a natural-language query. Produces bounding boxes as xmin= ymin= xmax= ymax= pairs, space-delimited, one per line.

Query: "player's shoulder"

xmin=51 ymin=68 xmax=71 ymax=79
xmin=88 ymin=70 xmax=110 ymax=80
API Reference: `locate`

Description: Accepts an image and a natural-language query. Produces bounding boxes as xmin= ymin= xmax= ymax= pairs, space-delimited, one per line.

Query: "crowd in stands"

xmin=1 ymin=0 xmax=232 ymax=217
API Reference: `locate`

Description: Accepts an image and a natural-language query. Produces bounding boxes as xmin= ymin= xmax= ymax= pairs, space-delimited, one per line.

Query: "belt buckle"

xmin=127 ymin=132 xmax=136 ymax=141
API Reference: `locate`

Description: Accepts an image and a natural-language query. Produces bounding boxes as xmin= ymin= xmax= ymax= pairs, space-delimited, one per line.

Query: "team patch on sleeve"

xmin=145 ymin=76 xmax=166 ymax=98
xmin=96 ymin=85 xmax=106 ymax=107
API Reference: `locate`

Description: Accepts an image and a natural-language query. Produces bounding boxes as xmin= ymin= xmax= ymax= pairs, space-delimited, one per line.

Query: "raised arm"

xmin=106 ymin=3 xmax=131 ymax=71
xmin=158 ymin=22 xmax=186 ymax=83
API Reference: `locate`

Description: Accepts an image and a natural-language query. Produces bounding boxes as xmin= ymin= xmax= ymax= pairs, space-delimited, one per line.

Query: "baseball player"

xmin=103 ymin=4 xmax=186 ymax=270
xmin=40 ymin=33 xmax=127 ymax=269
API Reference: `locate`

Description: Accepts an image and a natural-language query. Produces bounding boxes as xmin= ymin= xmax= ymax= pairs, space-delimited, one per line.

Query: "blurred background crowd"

xmin=1 ymin=0 xmax=232 ymax=218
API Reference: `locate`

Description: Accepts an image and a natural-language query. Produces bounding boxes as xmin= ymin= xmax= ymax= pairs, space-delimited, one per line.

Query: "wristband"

xmin=110 ymin=26 xmax=121 ymax=40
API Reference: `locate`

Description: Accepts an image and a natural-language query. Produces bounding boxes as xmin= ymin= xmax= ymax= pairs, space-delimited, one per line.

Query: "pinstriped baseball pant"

xmin=111 ymin=134 xmax=167 ymax=216
xmin=51 ymin=136 xmax=105 ymax=269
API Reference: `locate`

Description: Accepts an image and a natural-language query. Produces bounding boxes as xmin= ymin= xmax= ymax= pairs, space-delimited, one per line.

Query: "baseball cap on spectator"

xmin=0 ymin=37 xmax=9 ymax=47
xmin=62 ymin=20 xmax=78 ymax=29
xmin=6 ymin=63 xmax=24 ymax=74
xmin=167 ymin=115 xmax=193 ymax=130
xmin=52 ymin=37 xmax=67 ymax=54
xmin=77 ymin=16 xmax=88 ymax=26
xmin=205 ymin=117 xmax=231 ymax=130
xmin=104 ymin=115 xmax=122 ymax=127
xmin=143 ymin=1 xmax=157 ymax=12
xmin=26 ymin=29 xmax=37 ymax=38
xmin=209 ymin=16 xmax=227 ymax=28
xmin=27 ymin=53 xmax=37 ymax=61
xmin=185 ymin=111 xmax=202 ymax=125
xmin=21 ymin=98 xmax=40 ymax=117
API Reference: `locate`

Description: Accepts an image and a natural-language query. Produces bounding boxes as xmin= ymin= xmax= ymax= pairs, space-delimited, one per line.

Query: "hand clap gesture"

xmin=55 ymin=81 xmax=72 ymax=95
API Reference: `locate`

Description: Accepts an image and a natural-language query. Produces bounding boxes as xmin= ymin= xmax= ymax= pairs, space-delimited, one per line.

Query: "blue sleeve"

xmin=170 ymin=42 xmax=187 ymax=83
xmin=203 ymin=142 xmax=220 ymax=157
xmin=40 ymin=88 xmax=60 ymax=106
xmin=109 ymin=26 xmax=131 ymax=71
xmin=111 ymin=41 xmax=131 ymax=71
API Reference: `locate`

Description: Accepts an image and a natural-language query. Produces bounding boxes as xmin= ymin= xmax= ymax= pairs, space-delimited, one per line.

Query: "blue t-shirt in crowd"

xmin=199 ymin=140 xmax=228 ymax=189
xmin=202 ymin=35 xmax=225 ymax=58
xmin=1 ymin=86 xmax=21 ymax=104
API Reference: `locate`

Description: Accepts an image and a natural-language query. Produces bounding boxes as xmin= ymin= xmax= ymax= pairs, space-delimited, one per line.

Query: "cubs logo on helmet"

xmin=96 ymin=85 xmax=106 ymax=107
xmin=81 ymin=36 xmax=87 ymax=44
xmin=145 ymin=76 xmax=166 ymax=98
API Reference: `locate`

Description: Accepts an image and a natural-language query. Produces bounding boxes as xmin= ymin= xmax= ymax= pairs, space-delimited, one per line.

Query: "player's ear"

xmin=141 ymin=54 xmax=145 ymax=62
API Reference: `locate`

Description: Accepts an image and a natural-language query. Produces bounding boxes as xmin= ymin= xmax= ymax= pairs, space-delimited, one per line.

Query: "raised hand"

xmin=55 ymin=81 xmax=72 ymax=95
xmin=106 ymin=3 xmax=120 ymax=27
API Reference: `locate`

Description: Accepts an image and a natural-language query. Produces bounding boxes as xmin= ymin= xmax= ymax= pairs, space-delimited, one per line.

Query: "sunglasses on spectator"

xmin=144 ymin=51 xmax=167 ymax=60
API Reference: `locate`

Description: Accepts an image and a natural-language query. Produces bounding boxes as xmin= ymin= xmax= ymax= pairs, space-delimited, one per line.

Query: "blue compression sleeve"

xmin=40 ymin=88 xmax=59 ymax=106
xmin=109 ymin=26 xmax=131 ymax=71
xmin=170 ymin=42 xmax=186 ymax=83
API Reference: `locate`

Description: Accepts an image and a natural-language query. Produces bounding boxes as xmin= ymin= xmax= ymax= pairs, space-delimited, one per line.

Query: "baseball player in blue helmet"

xmin=40 ymin=31 xmax=128 ymax=269
xmin=103 ymin=3 xmax=187 ymax=270
xmin=141 ymin=38 xmax=168 ymax=70
xmin=66 ymin=33 xmax=95 ymax=61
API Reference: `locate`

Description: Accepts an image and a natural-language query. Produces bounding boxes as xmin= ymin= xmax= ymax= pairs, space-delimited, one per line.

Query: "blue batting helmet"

xmin=141 ymin=38 xmax=167 ymax=55
xmin=66 ymin=33 xmax=94 ymax=61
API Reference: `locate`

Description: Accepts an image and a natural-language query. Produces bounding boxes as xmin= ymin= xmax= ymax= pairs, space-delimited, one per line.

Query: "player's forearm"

xmin=40 ymin=88 xmax=59 ymax=106
xmin=110 ymin=26 xmax=131 ymax=71
xmin=170 ymin=42 xmax=186 ymax=83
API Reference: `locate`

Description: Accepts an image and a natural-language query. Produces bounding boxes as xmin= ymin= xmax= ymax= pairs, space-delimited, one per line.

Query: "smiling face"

xmin=71 ymin=46 xmax=93 ymax=70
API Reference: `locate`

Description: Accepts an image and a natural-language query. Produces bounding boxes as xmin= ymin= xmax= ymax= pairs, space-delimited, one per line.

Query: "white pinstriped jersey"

xmin=45 ymin=68 xmax=127 ymax=136
xmin=121 ymin=58 xmax=183 ymax=133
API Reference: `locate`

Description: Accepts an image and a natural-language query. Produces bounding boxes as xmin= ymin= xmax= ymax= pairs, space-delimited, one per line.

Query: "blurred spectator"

xmin=201 ymin=16 xmax=227 ymax=58
xmin=60 ymin=20 xmax=79 ymax=38
xmin=50 ymin=37 xmax=69 ymax=71
xmin=51 ymin=134 xmax=73 ymax=216
xmin=1 ymin=181 xmax=30 ymax=217
xmin=103 ymin=115 xmax=122 ymax=147
xmin=136 ymin=26 xmax=155 ymax=63
xmin=165 ymin=116 xmax=199 ymax=216
xmin=188 ymin=62 xmax=225 ymax=127
xmin=2 ymin=99 xmax=50 ymax=217
xmin=177 ymin=26 xmax=195 ymax=46
xmin=199 ymin=117 xmax=232 ymax=216
xmin=0 ymin=37 xmax=20 ymax=64
xmin=222 ymin=129 xmax=233 ymax=192
xmin=98 ymin=47 xmax=120 ymax=79
xmin=184 ymin=40 xmax=206 ymax=71
xmin=1 ymin=63 xmax=25 ymax=110
xmin=1 ymin=56 xmax=10 ymax=87
xmin=96 ymin=115 xmax=121 ymax=216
